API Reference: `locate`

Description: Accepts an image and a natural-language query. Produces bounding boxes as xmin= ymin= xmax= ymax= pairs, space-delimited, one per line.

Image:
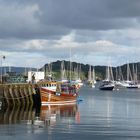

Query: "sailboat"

xmin=44 ymin=62 xmax=53 ymax=81
xmin=73 ymin=64 xmax=83 ymax=88
xmin=87 ymin=65 xmax=96 ymax=88
xmin=99 ymin=65 xmax=115 ymax=90
xmin=115 ymin=66 xmax=126 ymax=87
xmin=60 ymin=60 xmax=68 ymax=83
xmin=125 ymin=63 xmax=138 ymax=88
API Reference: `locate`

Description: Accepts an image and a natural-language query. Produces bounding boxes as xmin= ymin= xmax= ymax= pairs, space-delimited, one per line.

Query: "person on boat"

xmin=56 ymin=83 xmax=61 ymax=96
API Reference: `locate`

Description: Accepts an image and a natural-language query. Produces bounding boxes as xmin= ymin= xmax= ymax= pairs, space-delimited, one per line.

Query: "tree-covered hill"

xmin=43 ymin=60 xmax=140 ymax=81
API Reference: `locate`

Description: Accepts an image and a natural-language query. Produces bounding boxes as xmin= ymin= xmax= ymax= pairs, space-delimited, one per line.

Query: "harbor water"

xmin=1 ymin=85 xmax=140 ymax=140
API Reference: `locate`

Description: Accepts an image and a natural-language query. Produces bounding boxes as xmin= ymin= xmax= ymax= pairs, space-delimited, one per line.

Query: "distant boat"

xmin=126 ymin=82 xmax=139 ymax=88
xmin=87 ymin=65 xmax=96 ymax=88
xmin=99 ymin=65 xmax=115 ymax=90
xmin=72 ymin=64 xmax=83 ymax=89
xmin=123 ymin=63 xmax=139 ymax=88
xmin=99 ymin=81 xmax=114 ymax=90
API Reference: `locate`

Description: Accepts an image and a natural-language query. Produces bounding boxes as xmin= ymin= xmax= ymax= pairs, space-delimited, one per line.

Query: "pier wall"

xmin=0 ymin=83 xmax=41 ymax=108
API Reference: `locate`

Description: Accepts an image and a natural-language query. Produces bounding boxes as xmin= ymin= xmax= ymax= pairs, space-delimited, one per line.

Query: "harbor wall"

xmin=0 ymin=83 xmax=41 ymax=109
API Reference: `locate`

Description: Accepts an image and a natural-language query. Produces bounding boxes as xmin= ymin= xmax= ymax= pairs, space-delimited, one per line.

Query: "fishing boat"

xmin=38 ymin=81 xmax=79 ymax=106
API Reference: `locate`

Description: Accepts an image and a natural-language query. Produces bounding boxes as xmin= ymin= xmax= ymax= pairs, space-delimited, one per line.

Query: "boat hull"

xmin=126 ymin=86 xmax=138 ymax=89
xmin=100 ymin=87 xmax=114 ymax=90
xmin=99 ymin=86 xmax=114 ymax=90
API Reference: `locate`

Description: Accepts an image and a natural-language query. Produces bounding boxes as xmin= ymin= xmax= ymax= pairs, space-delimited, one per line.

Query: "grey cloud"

xmin=37 ymin=0 xmax=140 ymax=30
xmin=0 ymin=1 xmax=70 ymax=39
xmin=0 ymin=0 xmax=140 ymax=40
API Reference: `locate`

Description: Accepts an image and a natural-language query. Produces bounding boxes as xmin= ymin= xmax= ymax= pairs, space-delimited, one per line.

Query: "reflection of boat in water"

xmin=38 ymin=82 xmax=79 ymax=105
xmin=0 ymin=103 xmax=81 ymax=136
xmin=0 ymin=103 xmax=79 ymax=126
xmin=41 ymin=104 xmax=78 ymax=125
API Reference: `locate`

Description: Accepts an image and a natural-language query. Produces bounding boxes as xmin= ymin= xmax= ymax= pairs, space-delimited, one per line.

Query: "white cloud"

xmin=1 ymin=32 xmax=140 ymax=67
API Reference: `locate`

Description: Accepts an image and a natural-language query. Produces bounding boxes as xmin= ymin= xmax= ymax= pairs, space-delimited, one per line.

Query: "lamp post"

xmin=1 ymin=55 xmax=5 ymax=83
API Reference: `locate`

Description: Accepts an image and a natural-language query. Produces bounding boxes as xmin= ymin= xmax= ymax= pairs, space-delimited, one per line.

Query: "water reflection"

xmin=3 ymin=87 xmax=140 ymax=139
xmin=79 ymin=88 xmax=140 ymax=138
xmin=0 ymin=102 xmax=79 ymax=135
xmin=36 ymin=104 xmax=78 ymax=127
xmin=0 ymin=104 xmax=34 ymax=125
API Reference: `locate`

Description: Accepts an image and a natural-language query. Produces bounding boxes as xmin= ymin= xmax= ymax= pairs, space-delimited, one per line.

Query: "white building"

xmin=27 ymin=71 xmax=45 ymax=83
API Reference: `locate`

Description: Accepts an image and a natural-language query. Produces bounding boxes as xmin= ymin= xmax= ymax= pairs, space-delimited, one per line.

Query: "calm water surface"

xmin=1 ymin=86 xmax=140 ymax=140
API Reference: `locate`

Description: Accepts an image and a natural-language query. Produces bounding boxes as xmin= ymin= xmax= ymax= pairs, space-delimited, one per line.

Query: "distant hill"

xmin=2 ymin=61 xmax=140 ymax=81
xmin=43 ymin=60 xmax=110 ymax=80
xmin=43 ymin=60 xmax=140 ymax=81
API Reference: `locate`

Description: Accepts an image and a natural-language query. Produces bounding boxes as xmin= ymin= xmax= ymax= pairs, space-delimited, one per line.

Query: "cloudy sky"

xmin=1 ymin=0 xmax=140 ymax=68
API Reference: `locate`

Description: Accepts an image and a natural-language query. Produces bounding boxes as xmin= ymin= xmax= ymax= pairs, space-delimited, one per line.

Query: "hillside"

xmin=43 ymin=60 xmax=140 ymax=81
xmin=2 ymin=61 xmax=140 ymax=81
xmin=43 ymin=60 xmax=110 ymax=80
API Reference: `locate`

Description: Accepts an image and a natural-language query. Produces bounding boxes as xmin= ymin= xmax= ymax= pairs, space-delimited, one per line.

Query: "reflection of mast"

xmin=75 ymin=111 xmax=80 ymax=124
xmin=107 ymin=97 xmax=112 ymax=127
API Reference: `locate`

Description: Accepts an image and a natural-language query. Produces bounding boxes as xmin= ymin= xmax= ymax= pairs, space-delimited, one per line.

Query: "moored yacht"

xmin=99 ymin=80 xmax=114 ymax=90
xmin=99 ymin=64 xmax=115 ymax=90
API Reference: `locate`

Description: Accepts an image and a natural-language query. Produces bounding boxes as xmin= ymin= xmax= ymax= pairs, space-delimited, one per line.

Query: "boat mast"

xmin=127 ymin=63 xmax=132 ymax=81
xmin=69 ymin=47 xmax=72 ymax=81
xmin=88 ymin=65 xmax=91 ymax=81
xmin=92 ymin=67 xmax=95 ymax=82
xmin=61 ymin=60 xmax=67 ymax=81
